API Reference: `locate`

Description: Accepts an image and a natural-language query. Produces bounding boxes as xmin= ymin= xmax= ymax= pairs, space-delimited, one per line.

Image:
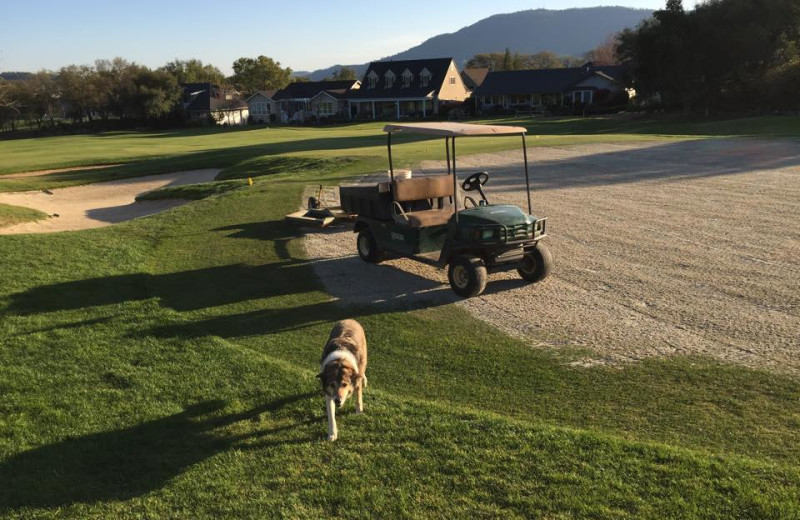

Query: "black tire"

xmin=517 ymin=243 xmax=552 ymax=283
xmin=357 ymin=229 xmax=384 ymax=263
xmin=448 ymin=255 xmax=488 ymax=297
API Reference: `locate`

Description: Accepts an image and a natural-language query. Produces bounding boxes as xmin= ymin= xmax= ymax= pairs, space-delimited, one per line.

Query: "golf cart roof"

xmin=383 ymin=122 xmax=527 ymax=137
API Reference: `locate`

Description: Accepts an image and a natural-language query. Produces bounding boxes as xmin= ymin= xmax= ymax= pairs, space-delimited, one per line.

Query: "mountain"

xmin=301 ymin=7 xmax=651 ymax=81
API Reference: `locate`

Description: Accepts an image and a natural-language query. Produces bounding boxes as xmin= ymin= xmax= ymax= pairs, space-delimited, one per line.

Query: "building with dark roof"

xmin=461 ymin=67 xmax=489 ymax=91
xmin=272 ymin=80 xmax=360 ymax=122
xmin=345 ymin=57 xmax=470 ymax=120
xmin=182 ymin=83 xmax=248 ymax=125
xmin=473 ymin=63 xmax=626 ymax=112
xmin=245 ymin=90 xmax=278 ymax=123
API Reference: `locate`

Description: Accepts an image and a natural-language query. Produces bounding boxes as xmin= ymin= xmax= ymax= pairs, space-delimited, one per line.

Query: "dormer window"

xmin=385 ymin=70 xmax=396 ymax=88
xmin=420 ymin=68 xmax=432 ymax=88
xmin=402 ymin=69 xmax=413 ymax=88
xmin=366 ymin=71 xmax=378 ymax=89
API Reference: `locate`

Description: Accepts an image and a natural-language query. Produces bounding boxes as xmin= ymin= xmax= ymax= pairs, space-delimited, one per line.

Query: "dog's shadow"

xmin=0 ymin=392 xmax=318 ymax=510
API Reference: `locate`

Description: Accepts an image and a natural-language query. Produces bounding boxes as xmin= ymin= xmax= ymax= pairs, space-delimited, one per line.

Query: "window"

xmin=367 ymin=71 xmax=378 ymax=88
xmin=319 ymin=101 xmax=334 ymax=116
xmin=420 ymin=68 xmax=431 ymax=88
xmin=449 ymin=76 xmax=456 ymax=85
xmin=385 ymin=70 xmax=395 ymax=88
xmin=402 ymin=69 xmax=412 ymax=88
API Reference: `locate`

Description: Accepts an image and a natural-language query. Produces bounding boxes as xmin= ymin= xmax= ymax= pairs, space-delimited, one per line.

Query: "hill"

xmin=302 ymin=7 xmax=651 ymax=80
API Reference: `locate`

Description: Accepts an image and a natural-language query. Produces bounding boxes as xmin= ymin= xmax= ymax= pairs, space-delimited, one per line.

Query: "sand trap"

xmin=305 ymin=139 xmax=800 ymax=374
xmin=0 ymin=169 xmax=220 ymax=234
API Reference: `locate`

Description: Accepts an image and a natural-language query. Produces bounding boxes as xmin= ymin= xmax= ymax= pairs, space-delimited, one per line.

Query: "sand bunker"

xmin=0 ymin=169 xmax=220 ymax=234
xmin=305 ymin=139 xmax=800 ymax=374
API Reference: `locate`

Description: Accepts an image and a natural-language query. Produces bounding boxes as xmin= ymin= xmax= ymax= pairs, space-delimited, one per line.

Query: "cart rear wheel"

xmin=357 ymin=229 xmax=384 ymax=263
xmin=518 ymin=243 xmax=552 ymax=283
xmin=448 ymin=255 xmax=488 ymax=298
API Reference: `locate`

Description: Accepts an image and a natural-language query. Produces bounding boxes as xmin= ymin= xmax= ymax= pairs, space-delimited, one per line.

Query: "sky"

xmin=0 ymin=0 xmax=700 ymax=74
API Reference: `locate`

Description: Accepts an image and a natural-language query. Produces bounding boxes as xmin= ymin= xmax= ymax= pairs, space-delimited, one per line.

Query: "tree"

xmin=466 ymin=50 xmax=579 ymax=71
xmin=160 ymin=59 xmax=225 ymax=85
xmin=0 ymin=79 xmax=22 ymax=131
xmin=330 ymin=66 xmax=357 ymax=81
xmin=665 ymin=0 xmax=684 ymax=13
xmin=584 ymin=34 xmax=620 ymax=66
xmin=526 ymin=51 xmax=566 ymax=69
xmin=128 ymin=68 xmax=181 ymax=120
xmin=58 ymin=65 xmax=98 ymax=123
xmin=502 ymin=48 xmax=514 ymax=70
xmin=617 ymin=0 xmax=800 ymax=113
xmin=231 ymin=55 xmax=292 ymax=94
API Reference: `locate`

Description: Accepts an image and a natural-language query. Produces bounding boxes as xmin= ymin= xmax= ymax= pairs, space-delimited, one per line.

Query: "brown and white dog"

xmin=317 ymin=319 xmax=368 ymax=441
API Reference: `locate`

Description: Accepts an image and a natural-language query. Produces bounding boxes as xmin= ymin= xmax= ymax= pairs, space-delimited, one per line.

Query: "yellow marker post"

xmin=247 ymin=177 xmax=254 ymax=186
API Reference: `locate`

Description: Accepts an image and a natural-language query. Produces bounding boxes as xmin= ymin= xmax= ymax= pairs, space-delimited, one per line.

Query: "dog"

xmin=317 ymin=319 xmax=368 ymax=441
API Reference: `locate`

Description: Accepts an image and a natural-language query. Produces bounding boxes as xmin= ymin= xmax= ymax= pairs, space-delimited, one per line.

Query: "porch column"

xmin=371 ymin=101 xmax=375 ymax=120
xmin=347 ymin=101 xmax=352 ymax=121
xmin=422 ymin=99 xmax=426 ymax=118
xmin=396 ymin=100 xmax=400 ymax=120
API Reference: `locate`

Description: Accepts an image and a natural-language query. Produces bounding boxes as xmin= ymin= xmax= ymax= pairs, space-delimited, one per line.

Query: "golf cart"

xmin=339 ymin=122 xmax=550 ymax=298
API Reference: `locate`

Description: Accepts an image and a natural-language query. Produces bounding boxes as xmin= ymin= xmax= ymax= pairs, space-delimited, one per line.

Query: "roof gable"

xmin=273 ymin=80 xmax=359 ymax=100
xmin=348 ymin=58 xmax=455 ymax=99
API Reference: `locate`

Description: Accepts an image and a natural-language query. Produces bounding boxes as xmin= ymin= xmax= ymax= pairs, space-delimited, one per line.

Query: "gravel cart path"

xmin=305 ymin=139 xmax=800 ymax=374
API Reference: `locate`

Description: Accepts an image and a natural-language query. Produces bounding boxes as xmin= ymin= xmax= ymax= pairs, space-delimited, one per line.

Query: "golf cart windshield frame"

xmin=383 ymin=123 xmax=532 ymax=223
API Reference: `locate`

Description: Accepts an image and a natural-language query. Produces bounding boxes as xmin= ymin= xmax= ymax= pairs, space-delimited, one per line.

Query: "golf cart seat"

xmin=392 ymin=174 xmax=455 ymax=228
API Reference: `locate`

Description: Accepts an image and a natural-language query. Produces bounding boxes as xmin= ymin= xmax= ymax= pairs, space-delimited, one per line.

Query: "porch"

xmin=348 ymin=98 xmax=437 ymax=120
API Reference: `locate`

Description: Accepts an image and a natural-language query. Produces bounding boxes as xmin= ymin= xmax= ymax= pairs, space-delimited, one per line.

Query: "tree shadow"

xmin=5 ymin=220 xmax=312 ymax=316
xmin=0 ymin=392 xmax=319 ymax=510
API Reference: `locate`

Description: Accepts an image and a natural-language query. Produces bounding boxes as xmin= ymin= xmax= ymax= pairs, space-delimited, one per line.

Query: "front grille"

xmin=506 ymin=223 xmax=531 ymax=241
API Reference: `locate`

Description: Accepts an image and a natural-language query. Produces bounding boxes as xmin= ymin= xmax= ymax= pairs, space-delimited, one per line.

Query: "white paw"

xmin=327 ymin=433 xmax=338 ymax=442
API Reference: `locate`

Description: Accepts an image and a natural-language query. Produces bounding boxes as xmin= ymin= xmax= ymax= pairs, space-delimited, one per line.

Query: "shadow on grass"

xmin=6 ymin=221 xmax=312 ymax=315
xmin=0 ymin=392 xmax=318 ymax=510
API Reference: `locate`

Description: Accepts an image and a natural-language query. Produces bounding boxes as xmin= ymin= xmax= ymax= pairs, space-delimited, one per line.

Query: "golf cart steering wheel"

xmin=461 ymin=171 xmax=489 ymax=192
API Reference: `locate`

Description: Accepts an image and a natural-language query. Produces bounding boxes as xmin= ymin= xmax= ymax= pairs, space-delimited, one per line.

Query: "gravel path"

xmin=0 ymin=169 xmax=220 ymax=234
xmin=304 ymin=138 xmax=800 ymax=374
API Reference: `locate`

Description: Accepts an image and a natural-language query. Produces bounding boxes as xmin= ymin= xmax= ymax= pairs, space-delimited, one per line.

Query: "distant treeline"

xmin=0 ymin=56 xmax=294 ymax=135
xmin=617 ymin=0 xmax=800 ymax=113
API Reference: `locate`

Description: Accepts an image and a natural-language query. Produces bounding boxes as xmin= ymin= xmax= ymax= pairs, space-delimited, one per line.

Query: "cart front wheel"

xmin=357 ymin=229 xmax=384 ymax=263
xmin=518 ymin=243 xmax=552 ymax=283
xmin=448 ymin=255 xmax=488 ymax=298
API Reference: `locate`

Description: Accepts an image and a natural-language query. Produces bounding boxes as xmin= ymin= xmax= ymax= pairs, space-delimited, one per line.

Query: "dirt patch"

xmin=0 ymin=169 xmax=220 ymax=234
xmin=304 ymin=139 xmax=800 ymax=374
xmin=1 ymin=164 xmax=122 ymax=179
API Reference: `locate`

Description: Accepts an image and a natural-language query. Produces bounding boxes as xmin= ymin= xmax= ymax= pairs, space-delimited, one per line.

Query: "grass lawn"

xmin=0 ymin=203 xmax=48 ymax=228
xmin=1 ymin=117 xmax=799 ymax=518
xmin=1 ymin=114 xmax=798 ymax=192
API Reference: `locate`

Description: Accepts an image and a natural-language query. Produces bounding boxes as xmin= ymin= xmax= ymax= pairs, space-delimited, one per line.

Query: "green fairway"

xmin=1 ymin=115 xmax=798 ymax=193
xmin=1 ymin=117 xmax=799 ymax=518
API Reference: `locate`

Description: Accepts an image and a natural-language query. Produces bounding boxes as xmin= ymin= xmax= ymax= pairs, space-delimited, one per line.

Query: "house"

xmin=246 ymin=90 xmax=277 ymax=123
xmin=182 ymin=83 xmax=248 ymax=125
xmin=344 ymin=57 xmax=471 ymax=120
xmin=461 ymin=67 xmax=489 ymax=91
xmin=309 ymin=89 xmax=349 ymax=120
xmin=473 ymin=63 xmax=626 ymax=112
xmin=272 ymin=80 xmax=360 ymax=122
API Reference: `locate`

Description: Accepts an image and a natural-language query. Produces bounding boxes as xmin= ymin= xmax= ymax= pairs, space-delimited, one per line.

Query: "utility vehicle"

xmin=339 ymin=122 xmax=550 ymax=297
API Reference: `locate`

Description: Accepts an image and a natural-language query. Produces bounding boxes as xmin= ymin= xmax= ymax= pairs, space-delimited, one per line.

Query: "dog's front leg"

xmin=355 ymin=382 xmax=364 ymax=414
xmin=326 ymin=395 xmax=338 ymax=441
